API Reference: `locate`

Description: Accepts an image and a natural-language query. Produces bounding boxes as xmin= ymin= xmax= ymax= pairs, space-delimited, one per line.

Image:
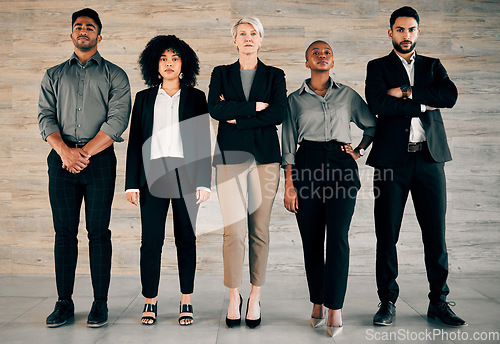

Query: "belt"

xmin=63 ymin=140 xmax=87 ymax=148
xmin=407 ymin=141 xmax=426 ymax=153
xmin=299 ymin=139 xmax=344 ymax=151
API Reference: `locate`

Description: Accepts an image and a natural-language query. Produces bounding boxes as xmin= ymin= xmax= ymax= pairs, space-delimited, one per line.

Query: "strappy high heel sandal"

xmin=178 ymin=303 xmax=194 ymax=326
xmin=141 ymin=302 xmax=157 ymax=325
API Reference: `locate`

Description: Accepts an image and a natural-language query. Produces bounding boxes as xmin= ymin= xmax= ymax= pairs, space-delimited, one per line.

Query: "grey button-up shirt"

xmin=282 ymin=78 xmax=376 ymax=166
xmin=38 ymin=51 xmax=131 ymax=143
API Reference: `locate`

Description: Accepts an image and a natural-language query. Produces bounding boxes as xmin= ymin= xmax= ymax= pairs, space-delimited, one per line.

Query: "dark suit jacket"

xmin=125 ymin=85 xmax=211 ymax=191
xmin=208 ymin=59 xmax=287 ymax=165
xmin=365 ymin=51 xmax=457 ymax=167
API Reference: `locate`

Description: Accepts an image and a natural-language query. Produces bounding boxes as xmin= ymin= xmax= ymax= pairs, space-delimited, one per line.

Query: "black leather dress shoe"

xmin=46 ymin=300 xmax=74 ymax=328
xmin=428 ymin=301 xmax=467 ymax=327
xmin=87 ymin=300 xmax=108 ymax=328
xmin=373 ymin=301 xmax=396 ymax=326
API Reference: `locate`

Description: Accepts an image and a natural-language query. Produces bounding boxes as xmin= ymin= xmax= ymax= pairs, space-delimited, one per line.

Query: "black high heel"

xmin=226 ymin=294 xmax=242 ymax=328
xmin=245 ymin=299 xmax=261 ymax=329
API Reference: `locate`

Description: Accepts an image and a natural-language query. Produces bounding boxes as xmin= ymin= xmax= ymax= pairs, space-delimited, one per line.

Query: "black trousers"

xmin=374 ymin=146 xmax=449 ymax=304
xmin=139 ymin=162 xmax=199 ymax=298
xmin=293 ymin=141 xmax=359 ymax=310
xmin=48 ymin=146 xmax=116 ymax=301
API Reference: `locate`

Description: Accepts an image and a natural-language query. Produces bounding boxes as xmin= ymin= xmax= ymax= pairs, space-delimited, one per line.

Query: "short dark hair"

xmin=139 ymin=35 xmax=199 ymax=88
xmin=72 ymin=8 xmax=102 ymax=34
xmin=305 ymin=40 xmax=332 ymax=61
xmin=390 ymin=6 xmax=419 ymax=29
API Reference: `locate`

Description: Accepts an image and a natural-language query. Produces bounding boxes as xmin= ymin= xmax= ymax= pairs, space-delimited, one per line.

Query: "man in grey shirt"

xmin=38 ymin=8 xmax=131 ymax=328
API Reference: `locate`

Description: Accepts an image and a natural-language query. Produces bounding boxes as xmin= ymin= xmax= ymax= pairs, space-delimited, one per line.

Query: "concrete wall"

xmin=0 ymin=0 xmax=499 ymax=276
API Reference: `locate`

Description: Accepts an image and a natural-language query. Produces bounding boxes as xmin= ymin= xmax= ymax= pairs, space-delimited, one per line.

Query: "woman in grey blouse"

xmin=282 ymin=41 xmax=376 ymax=337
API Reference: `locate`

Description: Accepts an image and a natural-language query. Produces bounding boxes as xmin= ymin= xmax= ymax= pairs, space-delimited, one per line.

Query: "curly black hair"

xmin=139 ymin=35 xmax=199 ymax=88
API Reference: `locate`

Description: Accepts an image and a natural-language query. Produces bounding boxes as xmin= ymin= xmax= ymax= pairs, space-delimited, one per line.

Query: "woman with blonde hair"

xmin=208 ymin=17 xmax=287 ymax=328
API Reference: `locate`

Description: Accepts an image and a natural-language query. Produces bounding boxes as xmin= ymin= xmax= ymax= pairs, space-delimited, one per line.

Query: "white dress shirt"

xmin=150 ymin=87 xmax=183 ymax=159
xmin=126 ymin=86 xmax=210 ymax=194
xmin=396 ymin=52 xmax=427 ymax=143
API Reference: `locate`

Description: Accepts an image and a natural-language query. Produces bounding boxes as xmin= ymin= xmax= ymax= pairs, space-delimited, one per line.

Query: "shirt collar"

xmin=68 ymin=51 xmax=102 ymax=66
xmin=299 ymin=77 xmax=339 ymax=95
xmin=157 ymin=85 xmax=181 ymax=98
xmin=395 ymin=51 xmax=416 ymax=66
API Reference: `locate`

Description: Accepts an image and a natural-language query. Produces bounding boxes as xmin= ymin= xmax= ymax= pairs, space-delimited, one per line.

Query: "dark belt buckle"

xmin=407 ymin=142 xmax=421 ymax=153
xmin=66 ymin=141 xmax=86 ymax=148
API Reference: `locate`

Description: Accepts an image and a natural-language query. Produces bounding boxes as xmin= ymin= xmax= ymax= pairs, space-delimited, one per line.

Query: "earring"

xmin=158 ymin=74 xmax=162 ymax=80
xmin=179 ymin=72 xmax=184 ymax=80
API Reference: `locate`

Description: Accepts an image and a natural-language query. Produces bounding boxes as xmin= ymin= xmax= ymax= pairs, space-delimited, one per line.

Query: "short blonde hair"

xmin=231 ymin=17 xmax=264 ymax=39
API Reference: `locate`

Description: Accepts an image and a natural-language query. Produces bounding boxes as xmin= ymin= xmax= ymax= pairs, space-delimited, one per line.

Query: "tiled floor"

xmin=0 ymin=272 xmax=498 ymax=344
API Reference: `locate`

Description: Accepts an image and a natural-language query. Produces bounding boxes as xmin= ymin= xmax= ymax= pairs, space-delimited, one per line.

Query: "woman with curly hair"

xmin=208 ymin=17 xmax=287 ymax=328
xmin=125 ymin=35 xmax=211 ymax=326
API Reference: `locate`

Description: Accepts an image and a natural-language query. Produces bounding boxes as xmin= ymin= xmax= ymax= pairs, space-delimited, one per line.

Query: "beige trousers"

xmin=216 ymin=161 xmax=280 ymax=288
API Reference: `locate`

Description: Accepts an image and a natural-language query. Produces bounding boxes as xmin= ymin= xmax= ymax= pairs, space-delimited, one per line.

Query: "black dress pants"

xmin=293 ymin=141 xmax=359 ymax=310
xmin=139 ymin=163 xmax=199 ymax=298
xmin=48 ymin=146 xmax=116 ymax=301
xmin=373 ymin=146 xmax=449 ymax=304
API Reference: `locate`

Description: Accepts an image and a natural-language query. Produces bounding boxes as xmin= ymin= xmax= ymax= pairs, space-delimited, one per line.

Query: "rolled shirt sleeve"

xmin=99 ymin=66 xmax=132 ymax=142
xmin=350 ymin=91 xmax=377 ymax=137
xmin=38 ymin=71 xmax=62 ymax=141
xmin=281 ymin=97 xmax=299 ymax=166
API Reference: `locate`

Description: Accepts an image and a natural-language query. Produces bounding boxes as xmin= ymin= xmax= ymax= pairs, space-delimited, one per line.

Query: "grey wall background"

xmin=0 ymin=0 xmax=499 ymax=277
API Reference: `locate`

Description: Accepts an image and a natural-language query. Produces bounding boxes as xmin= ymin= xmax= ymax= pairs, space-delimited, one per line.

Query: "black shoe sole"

xmin=46 ymin=321 xmax=67 ymax=328
xmin=87 ymin=320 xmax=108 ymax=328
xmin=427 ymin=314 xmax=467 ymax=327
xmin=46 ymin=315 xmax=74 ymax=328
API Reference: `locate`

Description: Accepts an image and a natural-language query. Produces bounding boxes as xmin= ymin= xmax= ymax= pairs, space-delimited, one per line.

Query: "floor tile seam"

xmin=468 ymin=290 xmax=500 ymax=304
xmin=3 ymin=297 xmax=49 ymax=327
xmin=110 ymin=292 xmax=142 ymax=326
xmin=214 ymin=291 xmax=228 ymax=344
xmin=399 ymin=298 xmax=428 ymax=321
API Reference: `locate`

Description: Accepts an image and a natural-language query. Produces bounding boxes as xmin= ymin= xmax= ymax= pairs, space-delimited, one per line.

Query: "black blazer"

xmin=365 ymin=51 xmax=457 ymax=167
xmin=208 ymin=59 xmax=287 ymax=165
xmin=125 ymin=85 xmax=211 ymax=191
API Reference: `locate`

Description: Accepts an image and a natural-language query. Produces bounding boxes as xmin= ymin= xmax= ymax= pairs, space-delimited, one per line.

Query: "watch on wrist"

xmin=400 ymin=85 xmax=411 ymax=99
xmin=356 ymin=148 xmax=365 ymax=156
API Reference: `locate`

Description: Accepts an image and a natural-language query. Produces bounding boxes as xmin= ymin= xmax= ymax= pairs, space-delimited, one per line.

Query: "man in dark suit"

xmin=365 ymin=6 xmax=466 ymax=327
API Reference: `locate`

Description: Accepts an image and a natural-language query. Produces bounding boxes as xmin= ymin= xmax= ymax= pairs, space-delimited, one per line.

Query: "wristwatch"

xmin=356 ymin=148 xmax=365 ymax=156
xmin=400 ymin=85 xmax=411 ymax=99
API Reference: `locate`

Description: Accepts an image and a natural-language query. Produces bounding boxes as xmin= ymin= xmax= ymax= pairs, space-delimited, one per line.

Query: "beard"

xmin=72 ymin=36 xmax=98 ymax=51
xmin=392 ymin=40 xmax=416 ymax=54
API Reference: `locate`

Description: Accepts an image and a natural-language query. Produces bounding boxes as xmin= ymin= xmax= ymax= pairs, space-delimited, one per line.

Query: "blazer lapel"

xmin=248 ymin=59 xmax=266 ymax=101
xmin=178 ymin=85 xmax=188 ymax=121
xmin=144 ymin=86 xmax=159 ymax=140
xmin=229 ymin=61 xmax=247 ymax=101
xmin=413 ymin=53 xmax=423 ymax=88
xmin=388 ymin=50 xmax=411 ymax=85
